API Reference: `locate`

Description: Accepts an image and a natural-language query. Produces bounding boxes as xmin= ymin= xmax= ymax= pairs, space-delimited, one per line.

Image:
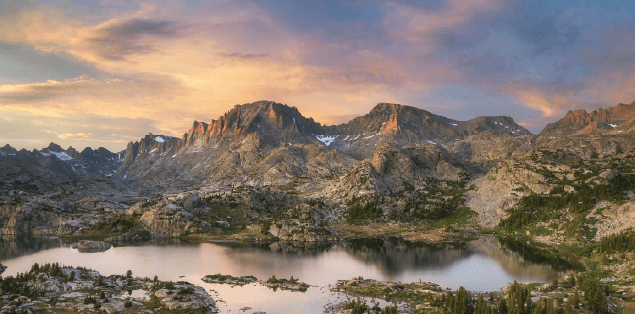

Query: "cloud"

xmin=0 ymin=107 xmax=164 ymax=151
xmin=219 ymin=52 xmax=269 ymax=60
xmin=84 ymin=18 xmax=189 ymax=60
xmin=55 ymin=132 xmax=115 ymax=142
xmin=1 ymin=0 xmax=635 ymax=148
xmin=0 ymin=5 xmax=190 ymax=63
xmin=383 ymin=0 xmax=507 ymax=43
xmin=0 ymin=76 xmax=95 ymax=104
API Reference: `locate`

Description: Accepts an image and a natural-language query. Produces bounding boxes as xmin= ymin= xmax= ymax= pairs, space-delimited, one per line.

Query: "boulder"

xmin=76 ymin=240 xmax=112 ymax=253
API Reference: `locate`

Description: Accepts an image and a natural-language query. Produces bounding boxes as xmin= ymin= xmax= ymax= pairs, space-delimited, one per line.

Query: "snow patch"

xmin=379 ymin=122 xmax=387 ymax=132
xmin=49 ymin=151 xmax=72 ymax=160
xmin=609 ymin=123 xmax=617 ymax=128
xmin=40 ymin=152 xmax=51 ymax=157
xmin=451 ymin=123 xmax=457 ymax=126
xmin=426 ymin=140 xmax=436 ymax=145
xmin=316 ymin=135 xmax=337 ymax=146
xmin=155 ymin=136 xmax=166 ymax=143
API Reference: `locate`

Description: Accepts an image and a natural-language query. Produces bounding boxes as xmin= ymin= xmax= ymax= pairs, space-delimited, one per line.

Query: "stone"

xmin=76 ymin=240 xmax=112 ymax=253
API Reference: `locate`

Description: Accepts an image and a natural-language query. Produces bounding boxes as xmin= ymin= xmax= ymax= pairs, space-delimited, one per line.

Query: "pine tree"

xmin=572 ymin=290 xmax=580 ymax=309
xmin=499 ymin=298 xmax=508 ymax=314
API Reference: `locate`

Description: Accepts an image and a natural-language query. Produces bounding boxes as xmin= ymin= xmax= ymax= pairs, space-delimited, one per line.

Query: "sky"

xmin=1 ymin=0 xmax=635 ymax=151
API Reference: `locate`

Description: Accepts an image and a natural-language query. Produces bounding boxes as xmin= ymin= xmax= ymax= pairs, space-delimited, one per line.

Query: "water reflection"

xmin=340 ymin=237 xmax=472 ymax=276
xmin=1 ymin=236 xmax=571 ymax=286
xmin=0 ymin=235 xmax=67 ymax=260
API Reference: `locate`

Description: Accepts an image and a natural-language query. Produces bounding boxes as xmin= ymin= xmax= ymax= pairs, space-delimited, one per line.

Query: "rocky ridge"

xmin=541 ymin=101 xmax=635 ymax=136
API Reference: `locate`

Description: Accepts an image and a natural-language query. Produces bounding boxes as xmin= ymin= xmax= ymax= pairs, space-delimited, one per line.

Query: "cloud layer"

xmin=1 ymin=0 xmax=635 ymax=150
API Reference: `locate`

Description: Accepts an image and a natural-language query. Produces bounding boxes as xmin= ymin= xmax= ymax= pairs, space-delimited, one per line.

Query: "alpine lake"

xmin=0 ymin=235 xmax=579 ymax=313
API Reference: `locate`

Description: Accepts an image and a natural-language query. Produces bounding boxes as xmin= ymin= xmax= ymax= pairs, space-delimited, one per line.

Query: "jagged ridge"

xmin=540 ymin=101 xmax=635 ymax=136
xmin=0 ymin=142 xmax=124 ymax=176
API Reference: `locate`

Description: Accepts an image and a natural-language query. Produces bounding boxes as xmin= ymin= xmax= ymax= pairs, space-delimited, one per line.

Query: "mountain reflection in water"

xmin=0 ymin=235 xmax=570 ymax=288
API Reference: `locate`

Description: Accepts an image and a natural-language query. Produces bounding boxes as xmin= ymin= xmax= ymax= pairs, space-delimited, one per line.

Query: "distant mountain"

xmin=540 ymin=101 xmax=635 ymax=136
xmin=323 ymin=102 xmax=530 ymax=148
xmin=0 ymin=142 xmax=124 ymax=176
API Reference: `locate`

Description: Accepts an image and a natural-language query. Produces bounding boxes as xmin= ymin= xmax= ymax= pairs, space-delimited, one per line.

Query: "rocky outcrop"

xmin=0 ymin=202 xmax=63 ymax=235
xmin=76 ymin=240 xmax=112 ymax=253
xmin=0 ymin=264 xmax=218 ymax=313
xmin=154 ymin=286 xmax=217 ymax=310
xmin=591 ymin=202 xmax=635 ymax=241
xmin=465 ymin=160 xmax=552 ymax=228
xmin=267 ymin=219 xmax=338 ymax=242
xmin=135 ymin=201 xmax=209 ymax=237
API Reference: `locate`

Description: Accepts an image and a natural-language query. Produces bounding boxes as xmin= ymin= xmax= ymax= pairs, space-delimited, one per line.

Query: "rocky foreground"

xmin=332 ymin=276 xmax=625 ymax=314
xmin=0 ymin=263 xmax=217 ymax=313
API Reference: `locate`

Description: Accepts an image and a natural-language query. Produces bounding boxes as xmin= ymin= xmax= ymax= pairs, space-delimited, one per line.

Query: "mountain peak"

xmin=371 ymin=102 xmax=402 ymax=113
xmin=45 ymin=142 xmax=64 ymax=152
xmin=203 ymin=101 xmax=322 ymax=140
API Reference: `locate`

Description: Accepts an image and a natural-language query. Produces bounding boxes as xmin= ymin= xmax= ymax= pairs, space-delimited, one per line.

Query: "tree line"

xmin=598 ymin=229 xmax=635 ymax=253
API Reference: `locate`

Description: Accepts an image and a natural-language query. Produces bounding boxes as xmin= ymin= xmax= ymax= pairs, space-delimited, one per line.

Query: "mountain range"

xmin=3 ymin=99 xmax=635 ymax=241
xmin=114 ymin=101 xmax=529 ymax=190
xmin=0 ymin=142 xmax=125 ymax=176
xmin=4 ymin=100 xmax=635 ymax=191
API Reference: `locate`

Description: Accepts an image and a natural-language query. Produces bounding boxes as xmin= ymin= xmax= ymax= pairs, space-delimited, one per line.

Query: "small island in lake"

xmin=263 ymin=275 xmax=310 ymax=292
xmin=201 ymin=273 xmax=258 ymax=286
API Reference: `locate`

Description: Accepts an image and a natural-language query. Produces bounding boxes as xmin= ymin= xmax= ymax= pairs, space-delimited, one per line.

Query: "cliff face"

xmin=182 ymin=101 xmax=324 ymax=147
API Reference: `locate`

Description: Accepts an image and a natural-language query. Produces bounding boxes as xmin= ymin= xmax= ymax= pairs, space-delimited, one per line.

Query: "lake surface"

xmin=0 ymin=236 xmax=569 ymax=313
